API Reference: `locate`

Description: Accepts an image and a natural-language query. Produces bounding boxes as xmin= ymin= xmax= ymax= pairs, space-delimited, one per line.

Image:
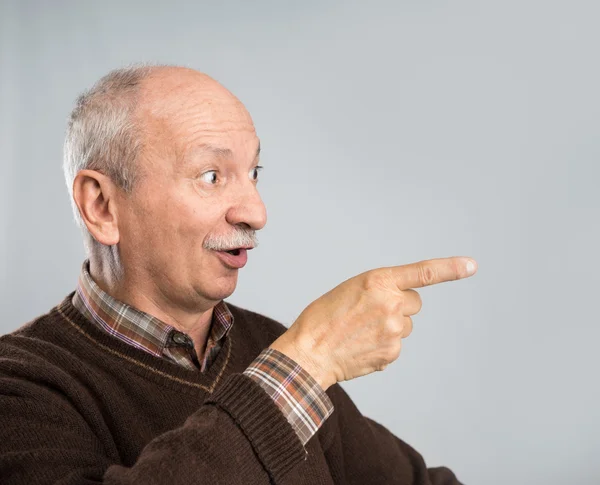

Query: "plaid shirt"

xmin=72 ymin=260 xmax=333 ymax=446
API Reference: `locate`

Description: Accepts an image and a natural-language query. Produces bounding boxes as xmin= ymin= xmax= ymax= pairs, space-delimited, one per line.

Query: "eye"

xmin=250 ymin=166 xmax=263 ymax=182
xmin=199 ymin=170 xmax=218 ymax=185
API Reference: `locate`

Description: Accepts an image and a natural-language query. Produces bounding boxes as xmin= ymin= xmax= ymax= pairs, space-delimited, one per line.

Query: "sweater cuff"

xmin=244 ymin=348 xmax=334 ymax=446
xmin=204 ymin=373 xmax=306 ymax=482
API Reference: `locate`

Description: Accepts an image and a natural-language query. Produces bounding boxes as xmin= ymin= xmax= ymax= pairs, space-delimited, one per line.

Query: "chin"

xmin=201 ymin=275 xmax=238 ymax=302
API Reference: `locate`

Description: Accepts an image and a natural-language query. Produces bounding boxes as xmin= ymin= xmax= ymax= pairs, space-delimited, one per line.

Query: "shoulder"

xmin=0 ymin=310 xmax=57 ymax=357
xmin=0 ymin=299 xmax=79 ymax=383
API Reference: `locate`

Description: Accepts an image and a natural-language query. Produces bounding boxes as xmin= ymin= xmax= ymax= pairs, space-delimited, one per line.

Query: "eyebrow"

xmin=191 ymin=141 xmax=261 ymax=163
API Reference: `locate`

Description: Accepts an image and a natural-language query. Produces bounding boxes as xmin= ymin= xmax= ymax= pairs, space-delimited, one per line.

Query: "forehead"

xmin=138 ymin=69 xmax=258 ymax=163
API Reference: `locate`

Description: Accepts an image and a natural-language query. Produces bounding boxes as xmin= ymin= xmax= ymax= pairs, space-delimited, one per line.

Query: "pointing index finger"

xmin=393 ymin=257 xmax=477 ymax=290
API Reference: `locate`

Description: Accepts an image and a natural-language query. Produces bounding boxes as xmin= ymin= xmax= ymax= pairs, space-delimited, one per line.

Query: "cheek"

xmin=129 ymin=179 xmax=223 ymax=250
xmin=164 ymin=194 xmax=220 ymax=245
xmin=122 ymin=189 xmax=174 ymax=245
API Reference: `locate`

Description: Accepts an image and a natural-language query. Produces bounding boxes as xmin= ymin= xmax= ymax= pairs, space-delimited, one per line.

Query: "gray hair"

xmin=62 ymin=65 xmax=158 ymax=277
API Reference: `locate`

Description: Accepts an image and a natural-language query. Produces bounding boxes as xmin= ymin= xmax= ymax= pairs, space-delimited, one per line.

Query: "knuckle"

xmin=405 ymin=291 xmax=423 ymax=316
xmin=384 ymin=318 xmax=404 ymax=338
xmin=403 ymin=289 xmax=421 ymax=315
xmin=419 ymin=265 xmax=438 ymax=286
xmin=415 ymin=292 xmax=423 ymax=312
xmin=383 ymin=298 xmax=402 ymax=316
xmin=374 ymin=343 xmax=403 ymax=372
xmin=408 ymin=289 xmax=422 ymax=306
xmin=403 ymin=317 xmax=413 ymax=337
xmin=391 ymin=343 xmax=402 ymax=362
xmin=363 ymin=268 xmax=396 ymax=293
xmin=386 ymin=343 xmax=402 ymax=363
xmin=362 ymin=271 xmax=384 ymax=292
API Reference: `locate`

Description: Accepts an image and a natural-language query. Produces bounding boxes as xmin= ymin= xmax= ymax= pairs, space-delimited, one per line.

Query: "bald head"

xmin=137 ymin=66 xmax=253 ymax=128
xmin=141 ymin=66 xmax=245 ymax=110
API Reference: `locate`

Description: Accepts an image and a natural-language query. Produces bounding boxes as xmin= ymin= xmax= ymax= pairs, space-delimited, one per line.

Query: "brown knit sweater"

xmin=0 ymin=293 xmax=463 ymax=484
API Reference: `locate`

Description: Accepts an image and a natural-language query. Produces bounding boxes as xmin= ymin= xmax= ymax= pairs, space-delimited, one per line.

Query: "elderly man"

xmin=0 ymin=65 xmax=477 ymax=484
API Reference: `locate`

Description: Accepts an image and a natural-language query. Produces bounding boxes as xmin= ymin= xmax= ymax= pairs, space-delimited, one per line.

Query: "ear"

xmin=72 ymin=169 xmax=121 ymax=246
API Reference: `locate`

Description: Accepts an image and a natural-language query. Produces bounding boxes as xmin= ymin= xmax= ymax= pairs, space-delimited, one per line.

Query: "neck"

xmin=88 ymin=256 xmax=216 ymax=357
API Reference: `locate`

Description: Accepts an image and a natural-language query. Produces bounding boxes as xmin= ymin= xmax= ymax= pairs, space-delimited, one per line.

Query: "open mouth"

xmin=215 ymin=247 xmax=248 ymax=268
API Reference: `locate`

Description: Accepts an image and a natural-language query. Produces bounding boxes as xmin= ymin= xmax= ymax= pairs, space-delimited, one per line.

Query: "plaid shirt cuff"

xmin=243 ymin=348 xmax=334 ymax=446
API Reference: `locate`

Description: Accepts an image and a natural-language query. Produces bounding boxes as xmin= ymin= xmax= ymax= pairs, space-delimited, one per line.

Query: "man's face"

xmin=116 ymin=69 xmax=267 ymax=310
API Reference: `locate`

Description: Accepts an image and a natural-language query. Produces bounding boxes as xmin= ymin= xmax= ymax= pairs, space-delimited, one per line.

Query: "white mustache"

xmin=204 ymin=230 xmax=259 ymax=251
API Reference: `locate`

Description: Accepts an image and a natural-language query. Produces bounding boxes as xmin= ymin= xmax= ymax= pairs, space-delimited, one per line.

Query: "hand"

xmin=270 ymin=257 xmax=477 ymax=390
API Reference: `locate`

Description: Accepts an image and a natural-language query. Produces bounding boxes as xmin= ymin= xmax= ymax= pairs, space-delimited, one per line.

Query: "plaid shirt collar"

xmin=72 ymin=260 xmax=234 ymax=367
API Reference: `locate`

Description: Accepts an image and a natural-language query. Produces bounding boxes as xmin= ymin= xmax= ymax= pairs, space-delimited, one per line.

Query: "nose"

xmin=225 ymin=182 xmax=267 ymax=232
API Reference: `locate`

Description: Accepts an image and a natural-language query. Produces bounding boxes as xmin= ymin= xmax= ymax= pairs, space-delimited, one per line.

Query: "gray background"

xmin=0 ymin=1 xmax=597 ymax=483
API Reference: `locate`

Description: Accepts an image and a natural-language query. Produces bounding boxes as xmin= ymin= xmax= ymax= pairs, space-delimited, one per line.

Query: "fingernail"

xmin=466 ymin=260 xmax=476 ymax=275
